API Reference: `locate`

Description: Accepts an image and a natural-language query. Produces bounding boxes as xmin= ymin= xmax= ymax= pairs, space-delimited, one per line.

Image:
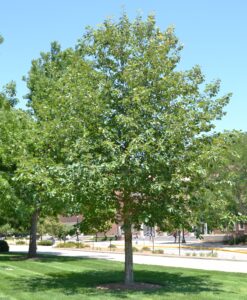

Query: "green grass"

xmin=0 ymin=253 xmax=246 ymax=300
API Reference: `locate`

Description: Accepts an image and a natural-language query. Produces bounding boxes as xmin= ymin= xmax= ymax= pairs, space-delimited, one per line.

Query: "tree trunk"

xmin=182 ymin=227 xmax=186 ymax=243
xmin=124 ymin=221 xmax=134 ymax=285
xmin=178 ymin=230 xmax=181 ymax=256
xmin=28 ymin=210 xmax=39 ymax=258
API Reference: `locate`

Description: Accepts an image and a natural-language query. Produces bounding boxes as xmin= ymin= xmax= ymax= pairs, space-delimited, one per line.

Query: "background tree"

xmin=226 ymin=132 xmax=247 ymax=218
xmin=0 ymin=71 xmax=30 ymax=234
xmin=38 ymin=217 xmax=73 ymax=241
xmin=201 ymin=131 xmax=247 ymax=232
xmin=0 ymin=38 xmax=68 ymax=258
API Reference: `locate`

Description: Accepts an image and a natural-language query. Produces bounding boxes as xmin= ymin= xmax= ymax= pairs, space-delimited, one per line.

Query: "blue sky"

xmin=0 ymin=0 xmax=246 ymax=132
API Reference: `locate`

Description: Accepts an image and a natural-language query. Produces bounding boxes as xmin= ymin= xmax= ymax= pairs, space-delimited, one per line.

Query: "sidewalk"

xmin=10 ymin=245 xmax=247 ymax=274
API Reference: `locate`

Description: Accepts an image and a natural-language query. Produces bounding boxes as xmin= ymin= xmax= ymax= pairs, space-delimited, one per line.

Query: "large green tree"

xmin=25 ymin=15 xmax=231 ymax=284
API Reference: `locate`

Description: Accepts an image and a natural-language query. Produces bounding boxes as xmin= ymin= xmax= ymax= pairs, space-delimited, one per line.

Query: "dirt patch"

xmin=97 ymin=282 xmax=162 ymax=291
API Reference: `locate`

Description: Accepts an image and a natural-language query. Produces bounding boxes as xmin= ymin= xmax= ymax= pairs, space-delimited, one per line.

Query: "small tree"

xmin=38 ymin=217 xmax=73 ymax=241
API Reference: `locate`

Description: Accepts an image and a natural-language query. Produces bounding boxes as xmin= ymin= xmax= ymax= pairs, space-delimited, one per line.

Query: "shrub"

xmin=56 ymin=242 xmax=90 ymax=248
xmin=0 ymin=240 xmax=9 ymax=252
xmin=132 ymin=246 xmax=139 ymax=252
xmin=38 ymin=240 xmax=53 ymax=246
xmin=56 ymin=242 xmax=75 ymax=248
xmin=93 ymin=236 xmax=117 ymax=242
xmin=236 ymin=235 xmax=247 ymax=244
xmin=185 ymin=252 xmax=191 ymax=256
xmin=225 ymin=235 xmax=247 ymax=245
xmin=142 ymin=246 xmax=151 ymax=251
xmin=206 ymin=251 xmax=218 ymax=257
xmin=108 ymin=244 xmax=117 ymax=249
xmin=16 ymin=240 xmax=26 ymax=245
xmin=153 ymin=249 xmax=164 ymax=254
xmin=73 ymin=242 xmax=90 ymax=249
xmin=192 ymin=252 xmax=197 ymax=257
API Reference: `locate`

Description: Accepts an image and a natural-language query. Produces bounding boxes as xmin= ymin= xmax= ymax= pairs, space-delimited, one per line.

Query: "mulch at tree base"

xmin=97 ymin=282 xmax=162 ymax=291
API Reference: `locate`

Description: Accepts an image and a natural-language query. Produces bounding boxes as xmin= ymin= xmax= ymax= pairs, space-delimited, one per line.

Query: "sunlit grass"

xmin=0 ymin=253 xmax=246 ymax=299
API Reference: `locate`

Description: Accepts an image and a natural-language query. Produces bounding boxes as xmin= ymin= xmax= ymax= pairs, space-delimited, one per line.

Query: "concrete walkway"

xmin=10 ymin=245 xmax=247 ymax=274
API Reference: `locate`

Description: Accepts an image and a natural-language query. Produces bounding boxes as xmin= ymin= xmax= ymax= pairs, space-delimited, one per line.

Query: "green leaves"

xmin=23 ymin=14 xmax=234 ymax=234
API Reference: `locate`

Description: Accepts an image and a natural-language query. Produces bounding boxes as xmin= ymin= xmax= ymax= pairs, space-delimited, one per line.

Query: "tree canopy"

xmin=24 ymin=14 xmax=233 ymax=284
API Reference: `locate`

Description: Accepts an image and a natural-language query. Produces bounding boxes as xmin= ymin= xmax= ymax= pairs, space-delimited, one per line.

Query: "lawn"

xmin=0 ymin=253 xmax=246 ymax=300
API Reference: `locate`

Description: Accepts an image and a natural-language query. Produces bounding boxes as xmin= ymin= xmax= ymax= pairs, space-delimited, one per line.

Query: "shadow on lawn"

xmin=10 ymin=268 xmax=225 ymax=298
xmin=1 ymin=253 xmax=230 ymax=297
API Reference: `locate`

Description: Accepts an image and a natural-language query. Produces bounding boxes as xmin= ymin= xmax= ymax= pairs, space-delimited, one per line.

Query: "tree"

xmin=0 ymin=107 xmax=68 ymax=257
xmin=203 ymin=131 xmax=247 ymax=231
xmin=227 ymin=132 xmax=247 ymax=217
xmin=0 ymin=67 xmax=29 ymax=233
xmin=25 ymin=15 xmax=231 ymax=284
xmin=38 ymin=217 xmax=73 ymax=241
xmin=75 ymin=14 xmax=231 ymax=284
xmin=0 ymin=38 xmax=68 ymax=258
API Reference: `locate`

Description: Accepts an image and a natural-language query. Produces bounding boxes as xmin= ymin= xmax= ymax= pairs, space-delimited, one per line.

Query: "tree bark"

xmin=178 ymin=230 xmax=181 ymax=256
xmin=124 ymin=221 xmax=134 ymax=285
xmin=182 ymin=227 xmax=186 ymax=243
xmin=28 ymin=210 xmax=39 ymax=258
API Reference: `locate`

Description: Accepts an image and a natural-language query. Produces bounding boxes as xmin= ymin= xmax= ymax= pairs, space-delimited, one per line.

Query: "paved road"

xmin=10 ymin=245 xmax=247 ymax=274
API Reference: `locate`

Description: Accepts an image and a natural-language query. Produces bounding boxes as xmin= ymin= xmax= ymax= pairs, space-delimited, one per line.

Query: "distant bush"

xmin=206 ymin=251 xmax=218 ymax=258
xmin=0 ymin=240 xmax=9 ymax=252
xmin=94 ymin=236 xmax=115 ymax=242
xmin=77 ymin=243 xmax=90 ymax=248
xmin=108 ymin=244 xmax=117 ymax=249
xmin=16 ymin=240 xmax=26 ymax=245
xmin=142 ymin=246 xmax=151 ymax=251
xmin=153 ymin=249 xmax=164 ymax=254
xmin=56 ymin=242 xmax=74 ymax=248
xmin=225 ymin=235 xmax=247 ymax=245
xmin=56 ymin=242 xmax=90 ymax=249
xmin=38 ymin=240 xmax=53 ymax=246
xmin=132 ymin=246 xmax=139 ymax=252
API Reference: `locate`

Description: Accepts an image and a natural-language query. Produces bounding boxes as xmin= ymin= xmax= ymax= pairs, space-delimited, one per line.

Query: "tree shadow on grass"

xmin=10 ymin=268 xmax=228 ymax=298
xmin=1 ymin=254 xmax=236 ymax=298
